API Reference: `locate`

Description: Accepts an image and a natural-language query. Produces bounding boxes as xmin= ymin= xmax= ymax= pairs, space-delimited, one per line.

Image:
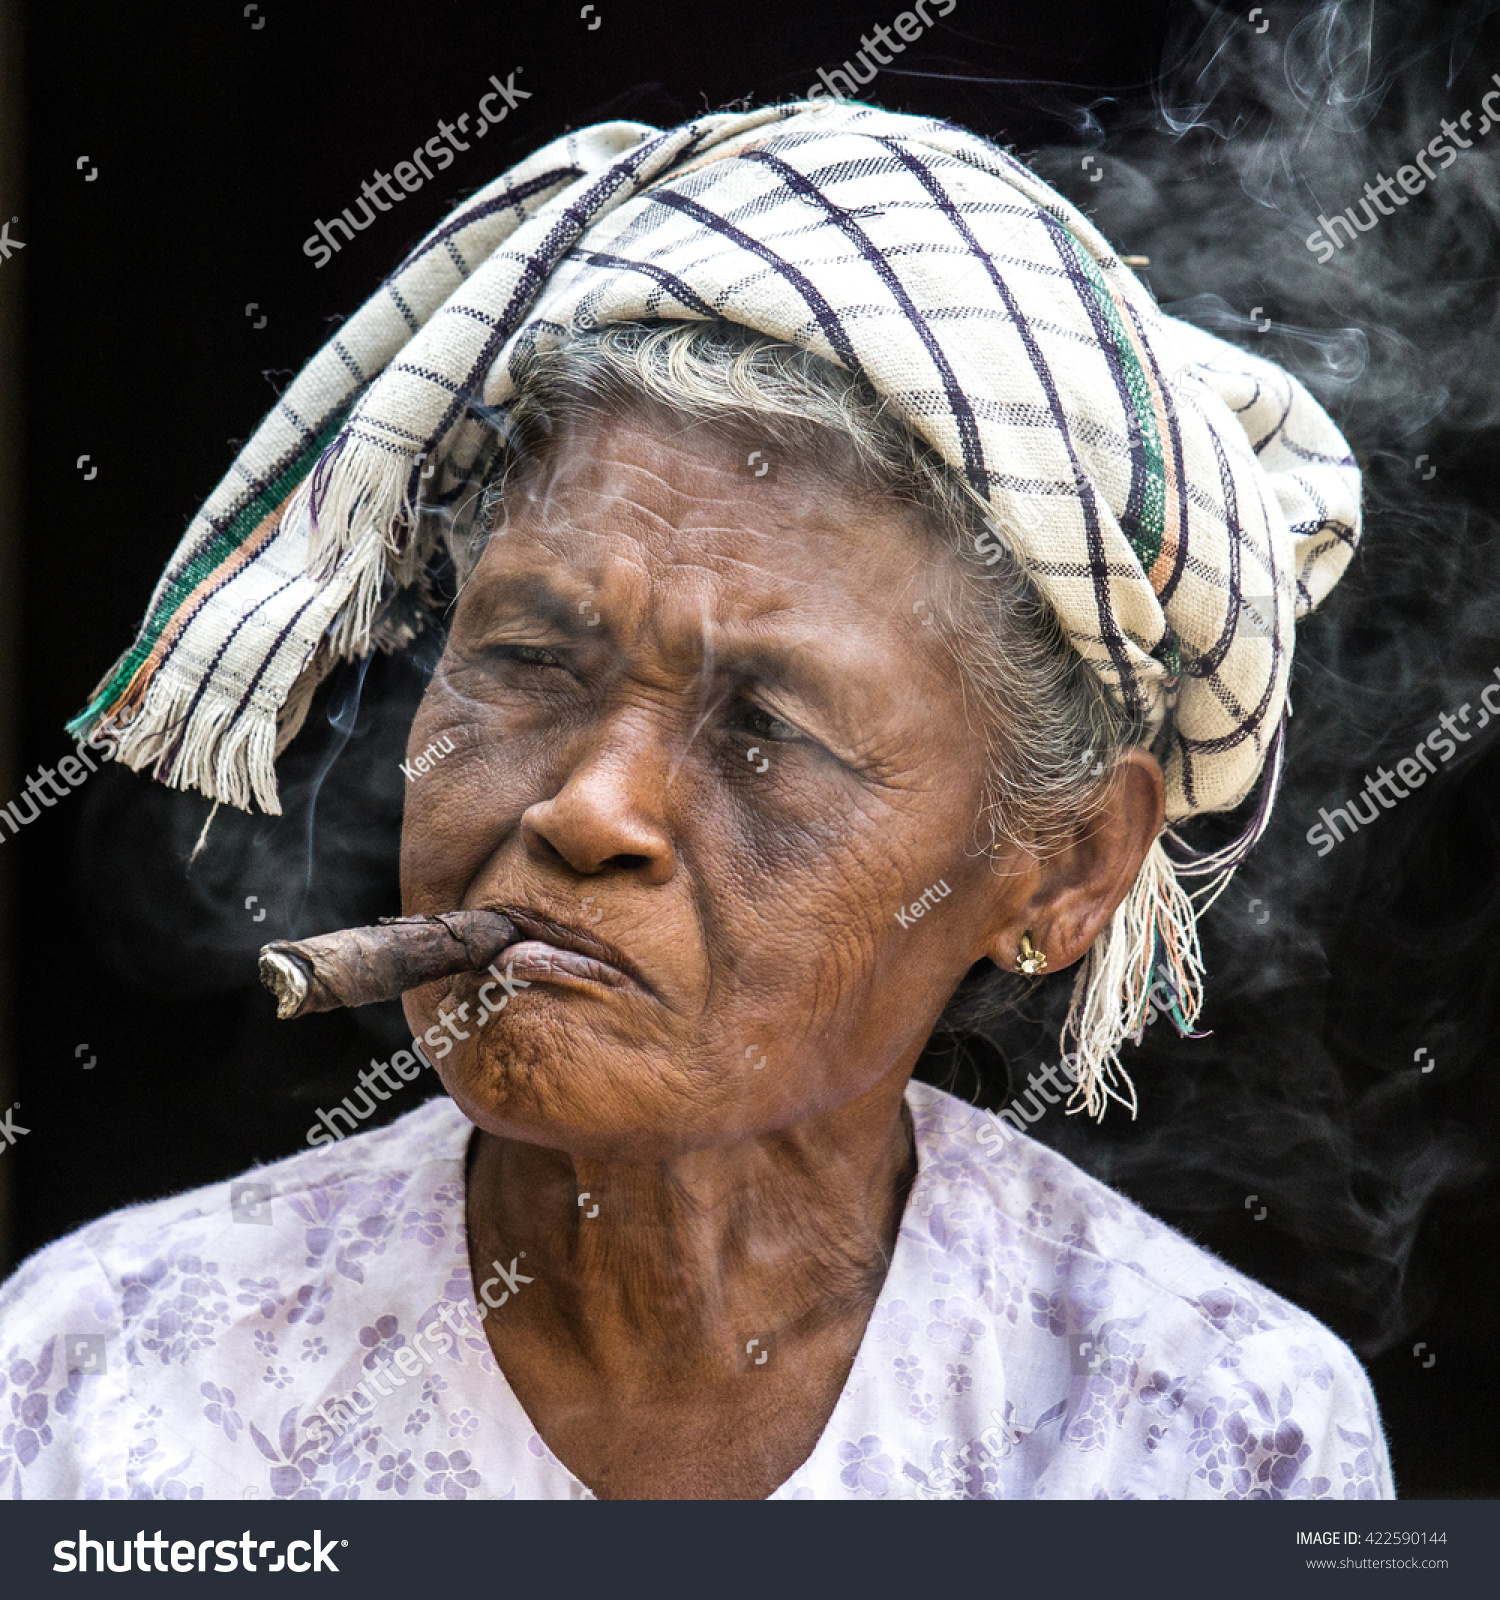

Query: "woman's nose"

xmin=519 ymin=724 xmax=677 ymax=883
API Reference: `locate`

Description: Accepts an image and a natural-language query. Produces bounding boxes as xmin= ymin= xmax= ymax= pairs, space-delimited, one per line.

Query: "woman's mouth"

xmin=499 ymin=938 xmax=636 ymax=991
xmin=488 ymin=908 xmax=652 ymax=996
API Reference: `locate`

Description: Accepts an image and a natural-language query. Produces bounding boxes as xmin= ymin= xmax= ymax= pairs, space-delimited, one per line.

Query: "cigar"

xmin=259 ymin=910 xmax=518 ymax=1020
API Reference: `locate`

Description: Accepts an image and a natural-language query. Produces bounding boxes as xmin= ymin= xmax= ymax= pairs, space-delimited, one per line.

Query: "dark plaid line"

xmin=1249 ymin=382 xmax=1295 ymax=455
xmin=385 ymin=282 xmax=421 ymax=335
xmin=1182 ymin=478 xmax=1234 ymax=526
xmin=1174 ymin=667 xmax=1282 ymax=768
xmin=224 ymin=590 xmax=328 ymax=753
xmin=1177 ymin=427 xmax=1251 ymax=682
xmin=973 ymin=403 xmax=1073 ymax=432
xmin=1290 ymin=515 xmax=1358 ymax=549
xmin=370 ymin=130 xmax=687 ymax=489
xmin=136 ymin=457 xmax=323 ymax=719
xmin=1284 ymin=470 xmax=1358 ymax=553
xmin=159 ymin=410 xmax=331 ymax=598
xmin=572 ymin=249 xmax=720 ymax=317
xmin=390 ymin=167 xmax=584 ymax=279
xmin=873 ymin=134 xmax=1141 ymax=715
xmin=331 ymin=338 xmax=366 ymax=386
xmin=1034 ymin=210 xmax=1150 ymax=547
xmin=277 ymin=395 xmax=312 ymax=439
xmin=173 ymin=571 xmax=309 ymax=750
xmin=1224 ymin=372 xmax=1263 ymax=415
xmin=990 ymin=474 xmax=1099 ymax=497
xmin=1180 ymin=431 xmax=1284 ymax=754
xmin=445 ymin=303 xmax=515 ymax=327
xmin=382 ymin=360 xmax=472 ymax=400
xmin=1125 ymin=298 xmax=1192 ymax=610
xmin=358 ymin=359 xmax=488 ymax=503
xmin=1277 ymin=432 xmax=1357 ymax=468
xmin=644 ymin=189 xmax=864 ymax=375
xmin=743 ymin=147 xmax=989 ymax=496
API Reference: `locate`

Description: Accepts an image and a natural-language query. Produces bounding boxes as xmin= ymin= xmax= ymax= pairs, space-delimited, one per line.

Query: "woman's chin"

xmin=438 ymin=1038 xmax=733 ymax=1161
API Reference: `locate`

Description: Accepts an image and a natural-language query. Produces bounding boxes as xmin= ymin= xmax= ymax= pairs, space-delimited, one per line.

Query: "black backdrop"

xmin=8 ymin=0 xmax=1499 ymax=1500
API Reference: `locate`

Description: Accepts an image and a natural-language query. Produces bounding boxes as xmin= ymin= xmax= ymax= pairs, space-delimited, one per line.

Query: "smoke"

xmin=74 ymin=649 xmax=431 ymax=1052
xmin=919 ymin=0 xmax=1500 ymax=1355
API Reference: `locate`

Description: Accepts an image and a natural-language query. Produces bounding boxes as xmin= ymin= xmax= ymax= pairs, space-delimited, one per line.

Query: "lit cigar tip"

xmin=259 ymin=949 xmax=311 ymax=1021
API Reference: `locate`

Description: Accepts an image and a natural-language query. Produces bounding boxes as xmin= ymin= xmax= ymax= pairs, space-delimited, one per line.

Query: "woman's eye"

xmin=496 ymin=644 xmax=564 ymax=668
xmin=737 ymin=703 xmax=803 ymax=742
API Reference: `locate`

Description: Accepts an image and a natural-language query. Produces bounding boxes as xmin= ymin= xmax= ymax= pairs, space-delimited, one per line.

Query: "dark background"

xmin=5 ymin=0 xmax=1497 ymax=1499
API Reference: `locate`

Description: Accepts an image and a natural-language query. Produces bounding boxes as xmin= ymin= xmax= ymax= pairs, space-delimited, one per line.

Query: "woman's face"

xmin=400 ymin=408 xmax=1022 ymax=1161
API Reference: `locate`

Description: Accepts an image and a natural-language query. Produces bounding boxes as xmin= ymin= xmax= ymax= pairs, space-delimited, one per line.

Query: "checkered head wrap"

xmin=73 ymin=100 xmax=1359 ymax=1112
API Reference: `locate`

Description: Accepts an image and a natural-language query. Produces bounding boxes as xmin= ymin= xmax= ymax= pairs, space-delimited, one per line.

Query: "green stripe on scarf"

xmin=67 ymin=412 xmax=347 ymax=738
xmin=1059 ymin=235 xmax=1167 ymax=574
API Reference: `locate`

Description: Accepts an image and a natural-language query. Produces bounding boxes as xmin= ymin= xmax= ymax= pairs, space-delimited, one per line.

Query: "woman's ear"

xmin=981 ymin=748 xmax=1165 ymax=975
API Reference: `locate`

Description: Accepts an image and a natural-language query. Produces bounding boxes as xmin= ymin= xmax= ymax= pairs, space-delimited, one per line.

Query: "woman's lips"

xmin=486 ymin=906 xmax=654 ymax=996
xmin=498 ymin=938 xmax=636 ymax=991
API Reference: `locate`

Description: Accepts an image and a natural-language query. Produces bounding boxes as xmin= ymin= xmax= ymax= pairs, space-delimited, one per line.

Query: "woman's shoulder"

xmin=897 ymin=1080 xmax=1392 ymax=1498
xmin=908 ymin=1077 xmax=1310 ymax=1330
xmin=0 ymin=1095 xmax=475 ymax=1496
xmin=3 ymin=1093 xmax=471 ymax=1300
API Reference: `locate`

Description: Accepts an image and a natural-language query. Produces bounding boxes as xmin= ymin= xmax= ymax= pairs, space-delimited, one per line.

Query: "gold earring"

xmin=1015 ymin=932 xmax=1047 ymax=976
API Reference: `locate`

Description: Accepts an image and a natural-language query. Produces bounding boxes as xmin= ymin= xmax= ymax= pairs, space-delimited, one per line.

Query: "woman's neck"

xmin=463 ymin=1071 xmax=917 ymax=1380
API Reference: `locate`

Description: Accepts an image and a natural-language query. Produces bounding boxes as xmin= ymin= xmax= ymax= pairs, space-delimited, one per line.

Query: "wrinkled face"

xmin=400 ymin=408 xmax=1018 ymax=1161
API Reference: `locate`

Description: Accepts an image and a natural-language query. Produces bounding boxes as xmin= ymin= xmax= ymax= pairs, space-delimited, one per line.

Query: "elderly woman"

xmin=1 ymin=101 xmax=1390 ymax=1499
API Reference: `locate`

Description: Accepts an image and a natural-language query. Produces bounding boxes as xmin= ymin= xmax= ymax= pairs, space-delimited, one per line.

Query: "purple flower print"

xmin=200 ymin=1382 xmax=242 ymax=1443
xmin=908 ymin=1391 xmax=939 ymax=1424
xmin=237 ymin=1277 xmax=286 ymax=1320
xmin=287 ymin=1284 xmax=333 ymax=1327
xmin=1028 ymin=1289 xmax=1068 ymax=1337
xmin=377 ymin=1448 xmax=416 ymax=1494
xmin=1288 ymin=1343 xmax=1334 ymax=1392
xmin=838 ymin=1435 xmax=895 ymax=1497
xmin=401 ymin=1209 xmax=444 ymax=1245
xmin=1138 ymin=1370 xmax=1186 ymax=1416
xmin=423 ymin=1449 xmax=482 ymax=1499
xmin=926 ymin=1298 xmax=984 ymax=1357
xmin=126 ymin=1249 xmax=231 ymax=1364
xmin=893 ymin=1355 xmax=922 ymax=1391
xmin=867 ymin=1299 xmax=918 ymax=1348
xmin=359 ymin=1315 xmax=406 ymax=1371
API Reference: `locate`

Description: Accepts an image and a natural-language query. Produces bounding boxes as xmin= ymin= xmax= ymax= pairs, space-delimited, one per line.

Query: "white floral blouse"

xmin=0 ymin=1081 xmax=1393 ymax=1499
